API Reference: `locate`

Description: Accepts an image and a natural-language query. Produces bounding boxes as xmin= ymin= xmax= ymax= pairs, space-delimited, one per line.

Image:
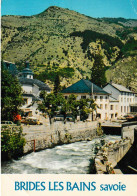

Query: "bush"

xmin=96 ymin=123 xmax=103 ymax=136
xmin=1 ymin=126 xmax=26 ymax=161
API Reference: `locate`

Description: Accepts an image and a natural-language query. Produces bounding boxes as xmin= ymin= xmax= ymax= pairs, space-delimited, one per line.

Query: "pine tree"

xmin=53 ymin=74 xmax=61 ymax=94
xmin=91 ymin=54 xmax=107 ymax=87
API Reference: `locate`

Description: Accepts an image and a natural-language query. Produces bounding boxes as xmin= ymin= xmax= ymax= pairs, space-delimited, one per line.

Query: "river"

xmin=1 ymin=135 xmax=120 ymax=174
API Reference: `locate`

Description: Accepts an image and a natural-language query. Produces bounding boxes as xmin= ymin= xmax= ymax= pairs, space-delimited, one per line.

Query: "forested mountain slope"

xmin=2 ymin=6 xmax=137 ymax=90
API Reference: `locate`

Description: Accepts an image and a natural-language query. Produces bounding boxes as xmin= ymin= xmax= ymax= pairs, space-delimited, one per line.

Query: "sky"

xmin=1 ymin=0 xmax=137 ymax=19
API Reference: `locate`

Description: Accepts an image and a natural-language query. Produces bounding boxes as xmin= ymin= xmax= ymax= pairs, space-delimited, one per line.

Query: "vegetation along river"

xmin=1 ymin=135 xmax=120 ymax=174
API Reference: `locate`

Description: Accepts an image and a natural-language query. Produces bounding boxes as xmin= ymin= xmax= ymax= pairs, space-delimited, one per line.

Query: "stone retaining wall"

xmin=95 ymin=138 xmax=132 ymax=174
xmin=95 ymin=125 xmax=136 ymax=174
xmin=23 ymin=121 xmax=97 ymax=154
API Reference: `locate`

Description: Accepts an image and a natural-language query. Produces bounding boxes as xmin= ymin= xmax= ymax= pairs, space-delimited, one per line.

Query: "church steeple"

xmin=25 ymin=61 xmax=30 ymax=69
xmin=22 ymin=61 xmax=33 ymax=79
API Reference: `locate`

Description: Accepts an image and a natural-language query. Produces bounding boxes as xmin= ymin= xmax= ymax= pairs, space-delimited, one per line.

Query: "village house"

xmin=61 ymin=79 xmax=110 ymax=120
xmin=103 ymin=82 xmax=136 ymax=117
xmin=3 ymin=60 xmax=18 ymax=75
xmin=61 ymin=79 xmax=136 ymax=121
xmin=18 ymin=61 xmax=51 ymax=116
xmin=3 ymin=60 xmax=51 ymax=117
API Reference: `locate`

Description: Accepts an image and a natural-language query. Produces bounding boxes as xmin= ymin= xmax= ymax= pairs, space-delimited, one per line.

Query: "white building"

xmin=103 ymin=83 xmax=135 ymax=117
xmin=109 ymin=96 xmax=119 ymax=120
xmin=61 ymin=79 xmax=110 ymax=120
xmin=19 ymin=61 xmax=51 ymax=116
xmin=61 ymin=79 xmax=136 ymax=121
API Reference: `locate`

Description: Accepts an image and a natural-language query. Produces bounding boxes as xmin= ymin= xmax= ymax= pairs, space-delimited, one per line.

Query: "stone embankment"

xmin=95 ymin=138 xmax=132 ymax=174
xmin=23 ymin=121 xmax=97 ymax=154
xmin=95 ymin=125 xmax=136 ymax=174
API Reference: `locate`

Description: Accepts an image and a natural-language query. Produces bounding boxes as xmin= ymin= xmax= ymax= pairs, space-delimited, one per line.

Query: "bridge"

xmin=101 ymin=121 xmax=137 ymax=136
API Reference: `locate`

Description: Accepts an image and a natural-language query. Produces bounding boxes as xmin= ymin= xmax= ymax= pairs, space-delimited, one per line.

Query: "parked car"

xmin=123 ymin=113 xmax=137 ymax=121
xmin=1 ymin=121 xmax=15 ymax=126
xmin=22 ymin=117 xmax=43 ymax=125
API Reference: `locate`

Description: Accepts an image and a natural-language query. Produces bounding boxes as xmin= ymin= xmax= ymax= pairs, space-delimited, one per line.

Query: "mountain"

xmin=1 ymin=6 xmax=137 ymax=90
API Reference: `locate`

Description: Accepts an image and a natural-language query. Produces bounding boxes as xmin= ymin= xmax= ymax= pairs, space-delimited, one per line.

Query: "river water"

xmin=1 ymin=135 xmax=120 ymax=174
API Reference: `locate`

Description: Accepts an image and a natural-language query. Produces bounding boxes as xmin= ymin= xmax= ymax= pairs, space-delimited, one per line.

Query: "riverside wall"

xmin=95 ymin=125 xmax=136 ymax=174
xmin=23 ymin=121 xmax=98 ymax=154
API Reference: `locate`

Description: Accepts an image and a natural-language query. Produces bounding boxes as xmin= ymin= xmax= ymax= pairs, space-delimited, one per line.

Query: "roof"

xmin=19 ymin=78 xmax=51 ymax=91
xmin=109 ymin=83 xmax=132 ymax=93
xmin=22 ymin=93 xmax=41 ymax=101
xmin=22 ymin=93 xmax=35 ymax=97
xmin=3 ymin=61 xmax=18 ymax=76
xmin=61 ymin=79 xmax=109 ymax=95
xmin=109 ymin=96 xmax=119 ymax=102
xmin=22 ymin=61 xmax=33 ymax=75
xmin=22 ymin=68 xmax=33 ymax=75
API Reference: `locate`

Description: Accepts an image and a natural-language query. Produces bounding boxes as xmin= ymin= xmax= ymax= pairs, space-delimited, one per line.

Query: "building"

xmin=3 ymin=60 xmax=51 ymax=117
xmin=19 ymin=61 xmax=51 ymax=116
xmin=3 ymin=60 xmax=18 ymax=75
xmin=109 ymin=96 xmax=119 ymax=120
xmin=103 ymin=83 xmax=135 ymax=117
xmin=129 ymin=93 xmax=137 ymax=113
xmin=61 ymin=79 xmax=110 ymax=120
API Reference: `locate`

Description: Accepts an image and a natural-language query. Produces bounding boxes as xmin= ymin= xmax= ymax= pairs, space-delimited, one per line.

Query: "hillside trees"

xmin=91 ymin=54 xmax=107 ymax=87
xmin=53 ymin=74 xmax=61 ymax=94
xmin=1 ymin=66 xmax=24 ymax=121
xmin=106 ymin=57 xmax=137 ymax=91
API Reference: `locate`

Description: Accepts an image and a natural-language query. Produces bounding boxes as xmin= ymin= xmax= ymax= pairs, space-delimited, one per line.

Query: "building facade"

xmin=61 ymin=79 xmax=110 ymax=120
xmin=62 ymin=79 xmax=136 ymax=121
xmin=18 ymin=62 xmax=51 ymax=116
xmin=103 ymin=83 xmax=135 ymax=117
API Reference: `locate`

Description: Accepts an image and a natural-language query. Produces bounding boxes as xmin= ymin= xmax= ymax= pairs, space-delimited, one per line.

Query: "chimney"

xmin=128 ymin=86 xmax=132 ymax=91
xmin=110 ymin=80 xmax=112 ymax=84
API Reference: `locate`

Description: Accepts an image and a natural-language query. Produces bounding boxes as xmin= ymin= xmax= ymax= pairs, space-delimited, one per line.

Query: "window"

xmin=110 ymin=105 xmax=114 ymax=110
xmin=115 ymin=113 xmax=118 ymax=117
xmin=121 ymin=106 xmax=123 ymax=113
xmin=23 ymin=98 xmax=28 ymax=104
xmin=65 ymin=96 xmax=68 ymax=100
xmin=111 ymin=114 xmax=114 ymax=119
xmin=100 ymin=96 xmax=103 ymax=101
xmin=121 ymin=97 xmax=123 ymax=102
xmin=105 ymin=96 xmax=108 ymax=102
xmin=100 ymin=104 xmax=103 ymax=109
xmin=127 ymin=98 xmax=129 ymax=102
xmin=97 ymin=113 xmax=101 ymax=119
xmin=81 ymin=96 xmax=86 ymax=99
xmin=94 ymin=96 xmax=97 ymax=101
xmin=105 ymin=104 xmax=107 ymax=110
xmin=124 ymin=106 xmax=126 ymax=113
